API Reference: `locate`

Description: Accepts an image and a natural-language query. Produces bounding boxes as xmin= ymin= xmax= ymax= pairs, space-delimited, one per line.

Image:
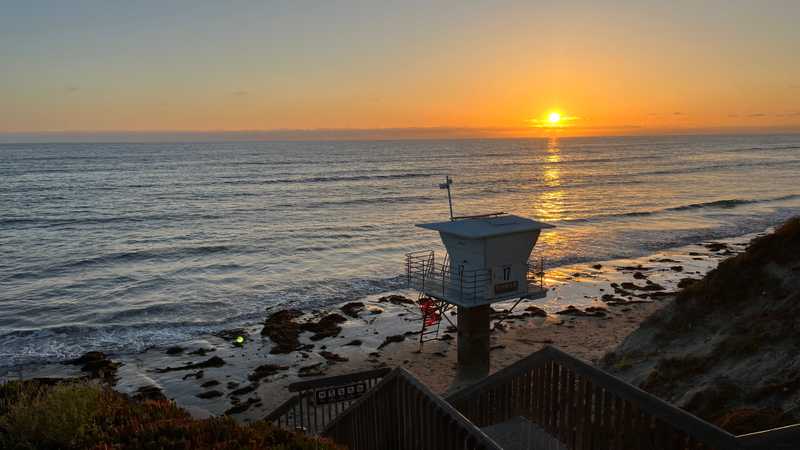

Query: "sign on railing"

xmin=314 ymin=382 xmax=368 ymax=405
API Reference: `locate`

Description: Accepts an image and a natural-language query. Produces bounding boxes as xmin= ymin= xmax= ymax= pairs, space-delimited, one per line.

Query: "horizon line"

xmin=2 ymin=125 xmax=800 ymax=144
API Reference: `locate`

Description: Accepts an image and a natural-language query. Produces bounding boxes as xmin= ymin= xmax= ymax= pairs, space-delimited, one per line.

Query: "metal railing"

xmin=264 ymin=368 xmax=390 ymax=435
xmin=322 ymin=367 xmax=502 ymax=450
xmin=406 ymin=251 xmax=546 ymax=306
xmin=737 ymin=423 xmax=800 ymax=449
xmin=447 ymin=346 xmax=744 ymax=450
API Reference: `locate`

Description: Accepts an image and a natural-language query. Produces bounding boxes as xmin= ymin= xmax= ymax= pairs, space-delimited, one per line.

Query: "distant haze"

xmin=2 ymin=1 xmax=799 ymax=140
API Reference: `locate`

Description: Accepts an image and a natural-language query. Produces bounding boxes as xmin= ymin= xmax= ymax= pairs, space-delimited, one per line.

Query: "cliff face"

xmin=602 ymin=218 xmax=800 ymax=435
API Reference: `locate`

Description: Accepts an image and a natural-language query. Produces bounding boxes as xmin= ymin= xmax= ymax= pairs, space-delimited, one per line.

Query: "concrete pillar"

xmin=452 ymin=304 xmax=491 ymax=390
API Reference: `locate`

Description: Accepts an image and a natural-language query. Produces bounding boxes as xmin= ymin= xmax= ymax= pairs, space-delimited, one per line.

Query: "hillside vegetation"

xmin=603 ymin=217 xmax=800 ymax=435
xmin=0 ymin=379 xmax=341 ymax=450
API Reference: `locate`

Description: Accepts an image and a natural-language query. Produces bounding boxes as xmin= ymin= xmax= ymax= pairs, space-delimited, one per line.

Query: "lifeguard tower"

xmin=406 ymin=177 xmax=553 ymax=387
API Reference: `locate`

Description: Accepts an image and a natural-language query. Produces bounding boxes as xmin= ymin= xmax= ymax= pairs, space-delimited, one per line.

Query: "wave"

xmin=561 ymin=194 xmax=800 ymax=224
xmin=0 ymin=213 xmax=224 ymax=229
xmin=51 ymin=245 xmax=237 ymax=272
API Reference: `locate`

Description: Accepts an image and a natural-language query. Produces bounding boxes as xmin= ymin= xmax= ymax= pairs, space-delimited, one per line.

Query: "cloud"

xmin=776 ymin=111 xmax=800 ymax=117
xmin=65 ymin=85 xmax=79 ymax=93
xmin=231 ymin=90 xmax=248 ymax=96
xmin=747 ymin=113 xmax=767 ymax=117
xmin=672 ymin=112 xmax=684 ymax=116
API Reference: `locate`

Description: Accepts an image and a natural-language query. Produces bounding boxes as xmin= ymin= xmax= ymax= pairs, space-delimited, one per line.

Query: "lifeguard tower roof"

xmin=417 ymin=214 xmax=554 ymax=239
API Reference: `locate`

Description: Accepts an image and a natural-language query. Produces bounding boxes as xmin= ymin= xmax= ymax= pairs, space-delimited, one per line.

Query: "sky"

xmin=1 ymin=0 xmax=799 ymax=140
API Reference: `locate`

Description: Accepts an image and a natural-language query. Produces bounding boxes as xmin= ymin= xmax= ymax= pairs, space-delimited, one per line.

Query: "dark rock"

xmin=320 ymin=351 xmax=349 ymax=362
xmin=524 ymin=306 xmax=547 ymax=317
xmin=344 ymin=339 xmax=363 ymax=346
xmin=705 ymin=242 xmax=729 ymax=252
xmin=248 ymin=364 xmax=289 ymax=382
xmin=490 ymin=345 xmax=506 ymax=351
xmin=377 ymin=294 xmax=415 ymax=305
xmin=616 ymin=264 xmax=652 ymax=271
xmin=340 ymin=302 xmax=365 ymax=318
xmin=182 ymin=370 xmax=204 ymax=380
xmin=620 ymin=281 xmax=666 ymax=291
xmin=187 ymin=348 xmax=215 ymax=356
xmin=165 ymin=346 xmax=184 ymax=355
xmin=225 ymin=397 xmax=259 ymax=415
xmin=132 ymin=385 xmax=167 ymax=402
xmin=197 ymin=390 xmax=223 ymax=399
xmin=65 ymin=351 xmax=121 ymax=382
xmin=261 ymin=309 xmax=304 ymax=354
xmin=592 ymin=264 xmax=603 ymax=269
xmin=633 ymin=272 xmax=647 ymax=279
xmin=299 ymin=313 xmax=347 ymax=341
xmin=229 ymin=384 xmax=258 ymax=397
xmin=556 ymin=305 xmax=606 ymax=317
xmin=678 ymin=278 xmax=700 ymax=289
xmin=226 ymin=381 xmax=240 ymax=389
xmin=156 ymin=356 xmax=226 ymax=373
xmin=378 ymin=334 xmax=405 ymax=349
xmin=652 ymin=258 xmax=680 ymax=263
xmin=670 ymin=266 xmax=684 ymax=272
xmin=298 ymin=363 xmax=327 ymax=378
xmin=201 ymin=380 xmax=220 ymax=388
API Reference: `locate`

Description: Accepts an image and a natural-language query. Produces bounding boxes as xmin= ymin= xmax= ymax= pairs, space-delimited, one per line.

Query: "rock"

xmin=378 ymin=334 xmax=405 ymax=349
xmin=524 ymin=306 xmax=547 ymax=317
xmin=652 ymin=258 xmax=679 ymax=263
xmin=182 ymin=370 xmax=204 ymax=380
xmin=678 ymin=278 xmax=700 ymax=289
xmin=197 ymin=390 xmax=223 ymax=399
xmin=616 ymin=264 xmax=652 ymax=271
xmin=344 ymin=339 xmax=363 ymax=346
xmin=132 ymin=385 xmax=166 ymax=402
xmin=299 ymin=313 xmax=347 ymax=341
xmin=65 ymin=351 xmax=121 ymax=382
xmin=165 ymin=346 xmax=184 ymax=355
xmin=705 ymin=242 xmax=729 ymax=252
xmin=377 ymin=295 xmax=415 ymax=305
xmin=340 ymin=302 xmax=365 ymax=318
xmin=201 ymin=380 xmax=220 ymax=388
xmin=633 ymin=272 xmax=647 ymax=279
xmin=320 ymin=351 xmax=349 ymax=362
xmin=187 ymin=348 xmax=214 ymax=356
xmin=620 ymin=281 xmax=666 ymax=291
xmin=439 ymin=334 xmax=454 ymax=341
xmin=261 ymin=309 xmax=304 ymax=354
xmin=156 ymin=356 xmax=226 ymax=373
xmin=490 ymin=345 xmax=506 ymax=351
xmin=592 ymin=264 xmax=603 ymax=269
xmin=229 ymin=384 xmax=258 ymax=397
xmin=225 ymin=397 xmax=260 ymax=415
xmin=227 ymin=381 xmax=240 ymax=389
xmin=298 ymin=363 xmax=327 ymax=378
xmin=670 ymin=266 xmax=684 ymax=272
xmin=248 ymin=364 xmax=289 ymax=382
xmin=556 ymin=305 xmax=606 ymax=317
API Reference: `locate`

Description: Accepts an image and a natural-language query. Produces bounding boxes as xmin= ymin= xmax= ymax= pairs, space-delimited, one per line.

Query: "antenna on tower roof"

xmin=438 ymin=176 xmax=454 ymax=221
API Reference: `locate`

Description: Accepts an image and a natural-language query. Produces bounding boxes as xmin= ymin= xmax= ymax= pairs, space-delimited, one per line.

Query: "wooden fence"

xmin=447 ymin=346 xmax=743 ymax=450
xmin=264 ymin=367 xmax=390 ymax=434
xmin=322 ymin=367 xmax=502 ymax=450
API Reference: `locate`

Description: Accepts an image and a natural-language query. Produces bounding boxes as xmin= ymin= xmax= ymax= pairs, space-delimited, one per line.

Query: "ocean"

xmin=1 ymin=134 xmax=799 ymax=367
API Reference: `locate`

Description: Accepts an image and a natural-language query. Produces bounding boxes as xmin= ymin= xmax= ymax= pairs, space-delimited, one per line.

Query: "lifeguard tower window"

xmin=407 ymin=214 xmax=553 ymax=308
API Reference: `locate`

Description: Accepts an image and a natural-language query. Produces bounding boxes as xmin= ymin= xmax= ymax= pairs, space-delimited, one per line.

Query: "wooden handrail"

xmin=448 ymin=346 xmax=744 ymax=449
xmin=323 ymin=367 xmax=502 ymax=449
xmin=737 ymin=423 xmax=800 ymax=449
xmin=288 ymin=367 xmax=391 ymax=392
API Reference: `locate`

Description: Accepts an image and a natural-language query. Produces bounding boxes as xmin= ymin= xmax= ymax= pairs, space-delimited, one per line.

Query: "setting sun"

xmin=548 ymin=112 xmax=562 ymax=124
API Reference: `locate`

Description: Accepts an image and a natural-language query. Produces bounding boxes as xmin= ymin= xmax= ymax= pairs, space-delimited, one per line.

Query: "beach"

xmin=1 ymin=228 xmax=759 ymax=422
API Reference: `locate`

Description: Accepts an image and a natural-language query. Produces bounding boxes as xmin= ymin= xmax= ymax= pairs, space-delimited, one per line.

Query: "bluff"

xmin=602 ymin=217 xmax=800 ymax=434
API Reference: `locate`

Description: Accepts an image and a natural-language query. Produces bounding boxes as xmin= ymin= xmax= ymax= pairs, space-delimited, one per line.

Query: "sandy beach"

xmin=1 ymin=229 xmax=761 ymax=423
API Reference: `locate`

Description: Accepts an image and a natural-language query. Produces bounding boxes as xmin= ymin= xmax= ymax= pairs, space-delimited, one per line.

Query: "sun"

xmin=547 ymin=112 xmax=561 ymax=124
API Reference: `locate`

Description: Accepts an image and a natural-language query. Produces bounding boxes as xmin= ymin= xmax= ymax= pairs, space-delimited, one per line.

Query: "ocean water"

xmin=1 ymin=135 xmax=799 ymax=367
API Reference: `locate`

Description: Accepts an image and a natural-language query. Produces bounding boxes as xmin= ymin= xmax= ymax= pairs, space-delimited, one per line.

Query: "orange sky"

xmin=2 ymin=2 xmax=799 ymax=139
